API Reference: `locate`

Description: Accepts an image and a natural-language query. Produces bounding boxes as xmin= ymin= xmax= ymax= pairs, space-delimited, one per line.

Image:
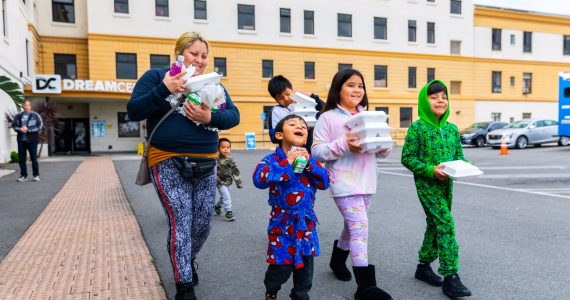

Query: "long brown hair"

xmin=321 ymin=68 xmax=368 ymax=114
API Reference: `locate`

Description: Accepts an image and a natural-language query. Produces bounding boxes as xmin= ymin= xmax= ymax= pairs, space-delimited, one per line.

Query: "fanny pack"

xmin=171 ymin=156 xmax=217 ymax=180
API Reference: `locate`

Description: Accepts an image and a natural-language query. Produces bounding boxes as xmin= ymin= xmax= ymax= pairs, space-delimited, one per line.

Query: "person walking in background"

xmin=11 ymin=100 xmax=43 ymax=182
xmin=215 ymin=138 xmax=243 ymax=221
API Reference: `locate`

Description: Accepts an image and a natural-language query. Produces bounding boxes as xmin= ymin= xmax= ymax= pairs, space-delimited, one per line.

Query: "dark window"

xmin=564 ymin=35 xmax=570 ymax=55
xmin=400 ymin=107 xmax=412 ymax=128
xmin=238 ymin=4 xmax=255 ymax=30
xmin=565 ymin=87 xmax=570 ymax=98
xmin=150 ymin=54 xmax=170 ymax=69
xmin=510 ymin=34 xmax=515 ymax=45
xmin=450 ymin=0 xmax=461 ymax=14
xmin=214 ymin=57 xmax=227 ymax=77
xmin=263 ymin=105 xmax=273 ymax=130
xmin=304 ymin=10 xmax=314 ymax=35
xmin=52 ymin=0 xmax=75 ymax=23
xmin=427 ymin=68 xmax=435 ymax=83
xmin=523 ymin=72 xmax=532 ymax=94
xmin=492 ymin=71 xmax=502 ymax=93
xmin=338 ymin=63 xmax=352 ymax=71
xmin=194 ymin=0 xmax=206 ymax=20
xmin=280 ymin=8 xmax=291 ymax=33
xmin=374 ymin=17 xmax=387 ymax=40
xmin=524 ymin=113 xmax=533 ymax=120
xmin=304 ymin=62 xmax=315 ymax=80
xmin=408 ymin=20 xmax=417 ymax=42
xmin=262 ymin=60 xmax=273 ymax=78
xmin=374 ymin=65 xmax=388 ymax=88
xmin=114 ymin=0 xmax=128 ymax=14
xmin=2 ymin=0 xmax=6 ymax=37
xmin=155 ymin=0 xmax=169 ymax=17
xmin=408 ymin=67 xmax=417 ymax=88
xmin=491 ymin=112 xmax=501 ymax=122
xmin=450 ymin=40 xmax=461 ymax=55
xmin=523 ymin=31 xmax=532 ymax=53
xmin=118 ymin=112 xmax=140 ymax=138
xmin=116 ymin=53 xmax=137 ymax=79
xmin=25 ymin=40 xmax=30 ymax=76
xmin=338 ymin=13 xmax=352 ymax=37
xmin=492 ymin=28 xmax=501 ymax=50
xmin=510 ymin=76 xmax=515 ymax=87
xmin=54 ymin=54 xmax=77 ymax=79
xmin=427 ymin=22 xmax=435 ymax=44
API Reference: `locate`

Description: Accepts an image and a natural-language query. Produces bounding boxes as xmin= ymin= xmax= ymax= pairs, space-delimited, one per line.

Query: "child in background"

xmin=215 ymin=138 xmax=243 ymax=221
xmin=312 ymin=68 xmax=392 ymax=300
xmin=253 ymin=114 xmax=330 ymax=300
xmin=401 ymin=80 xmax=471 ymax=298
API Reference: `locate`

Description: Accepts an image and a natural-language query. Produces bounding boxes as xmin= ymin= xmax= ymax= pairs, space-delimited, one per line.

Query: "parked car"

xmin=486 ymin=119 xmax=560 ymax=149
xmin=460 ymin=121 xmax=508 ymax=147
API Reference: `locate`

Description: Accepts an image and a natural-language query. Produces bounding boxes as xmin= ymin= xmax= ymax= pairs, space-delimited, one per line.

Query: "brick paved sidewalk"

xmin=0 ymin=157 xmax=166 ymax=300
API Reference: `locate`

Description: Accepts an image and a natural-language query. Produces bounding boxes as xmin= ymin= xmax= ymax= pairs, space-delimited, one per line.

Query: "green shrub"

xmin=9 ymin=151 xmax=19 ymax=163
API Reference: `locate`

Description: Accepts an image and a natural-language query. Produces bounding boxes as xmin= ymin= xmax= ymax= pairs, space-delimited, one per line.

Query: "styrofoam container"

xmin=184 ymin=72 xmax=222 ymax=92
xmin=350 ymin=122 xmax=392 ymax=140
xmin=289 ymin=103 xmax=317 ymax=111
xmin=302 ymin=116 xmax=317 ymax=127
xmin=441 ymin=160 xmax=483 ymax=179
xmin=292 ymin=92 xmax=316 ymax=104
xmin=345 ymin=111 xmax=388 ymax=129
xmin=357 ymin=136 xmax=393 ymax=153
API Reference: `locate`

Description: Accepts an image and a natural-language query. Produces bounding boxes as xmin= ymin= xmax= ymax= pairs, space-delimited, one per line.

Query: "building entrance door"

xmin=55 ymin=118 xmax=91 ymax=153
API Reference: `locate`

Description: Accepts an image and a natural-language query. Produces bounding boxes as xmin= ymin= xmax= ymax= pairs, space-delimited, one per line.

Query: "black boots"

xmin=442 ymin=274 xmax=472 ymax=298
xmin=415 ymin=263 xmax=443 ymax=287
xmin=329 ymin=240 xmax=352 ymax=281
xmin=191 ymin=260 xmax=199 ymax=286
xmin=175 ymin=283 xmax=197 ymax=300
xmin=352 ymin=265 xmax=392 ymax=300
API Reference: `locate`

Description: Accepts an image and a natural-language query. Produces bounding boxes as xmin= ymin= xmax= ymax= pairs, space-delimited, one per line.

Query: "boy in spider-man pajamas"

xmin=253 ymin=114 xmax=330 ymax=300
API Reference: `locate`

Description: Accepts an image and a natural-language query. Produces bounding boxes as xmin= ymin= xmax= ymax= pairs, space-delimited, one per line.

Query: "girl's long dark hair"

xmin=321 ymin=68 xmax=368 ymax=114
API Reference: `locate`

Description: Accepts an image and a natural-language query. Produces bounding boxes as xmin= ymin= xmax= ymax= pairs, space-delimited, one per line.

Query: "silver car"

xmin=486 ymin=119 xmax=559 ymax=149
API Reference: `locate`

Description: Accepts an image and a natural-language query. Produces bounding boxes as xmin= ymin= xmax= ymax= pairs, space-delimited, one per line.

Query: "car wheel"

xmin=515 ymin=136 xmax=528 ymax=149
xmin=475 ymin=136 xmax=486 ymax=147
xmin=559 ymin=136 xmax=570 ymax=146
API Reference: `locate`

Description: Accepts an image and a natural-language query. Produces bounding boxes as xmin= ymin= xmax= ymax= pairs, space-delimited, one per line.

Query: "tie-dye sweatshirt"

xmin=311 ymin=105 xmax=390 ymax=197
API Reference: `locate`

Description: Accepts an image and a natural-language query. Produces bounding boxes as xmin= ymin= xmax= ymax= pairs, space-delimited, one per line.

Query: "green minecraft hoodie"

xmin=401 ymin=80 xmax=465 ymax=277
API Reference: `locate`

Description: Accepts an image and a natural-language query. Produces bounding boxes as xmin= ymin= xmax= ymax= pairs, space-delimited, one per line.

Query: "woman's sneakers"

xmin=352 ymin=265 xmax=393 ymax=300
xmin=415 ymin=263 xmax=443 ymax=286
xmin=442 ymin=274 xmax=472 ymax=298
xmin=329 ymin=240 xmax=352 ymax=281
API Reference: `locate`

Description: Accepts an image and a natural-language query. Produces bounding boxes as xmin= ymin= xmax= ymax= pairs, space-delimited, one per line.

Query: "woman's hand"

xmin=434 ymin=165 xmax=449 ymax=180
xmin=345 ymin=132 xmax=362 ymax=153
xmin=184 ymin=102 xmax=211 ymax=124
xmin=163 ymin=71 xmax=187 ymax=94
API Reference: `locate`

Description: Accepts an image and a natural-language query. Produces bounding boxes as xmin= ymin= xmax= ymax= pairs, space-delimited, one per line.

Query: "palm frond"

xmin=0 ymin=75 xmax=25 ymax=109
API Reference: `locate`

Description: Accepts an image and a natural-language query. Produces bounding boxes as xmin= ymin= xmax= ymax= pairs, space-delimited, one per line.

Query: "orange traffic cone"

xmin=499 ymin=137 xmax=509 ymax=155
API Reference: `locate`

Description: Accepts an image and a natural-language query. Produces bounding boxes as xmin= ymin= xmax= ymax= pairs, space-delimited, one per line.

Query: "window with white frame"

xmin=194 ymin=0 xmax=206 ymax=20
xmin=52 ymin=0 xmax=75 ymax=23
xmin=338 ymin=13 xmax=352 ymax=37
xmin=450 ymin=0 xmax=461 ymax=14
xmin=450 ymin=40 xmax=461 ymax=55
xmin=523 ymin=73 xmax=532 ymax=94
xmin=155 ymin=0 xmax=168 ymax=17
xmin=374 ymin=65 xmax=388 ymax=88
xmin=492 ymin=71 xmax=502 ymax=93
xmin=492 ymin=28 xmax=501 ymax=50
xmin=408 ymin=20 xmax=417 ymax=42
xmin=280 ymin=8 xmax=291 ymax=33
xmin=114 ymin=0 xmax=128 ymax=14
xmin=374 ymin=17 xmax=387 ymax=40
xmin=427 ymin=22 xmax=435 ymax=44
xmin=304 ymin=10 xmax=314 ymax=35
xmin=238 ymin=4 xmax=255 ymax=30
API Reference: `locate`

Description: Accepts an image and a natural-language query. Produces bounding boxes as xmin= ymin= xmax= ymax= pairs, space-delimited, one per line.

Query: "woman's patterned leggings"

xmin=333 ymin=194 xmax=372 ymax=267
xmin=150 ymin=158 xmax=216 ymax=285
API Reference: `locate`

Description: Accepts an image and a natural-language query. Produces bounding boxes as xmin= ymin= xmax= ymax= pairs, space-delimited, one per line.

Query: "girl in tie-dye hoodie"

xmin=312 ymin=68 xmax=392 ymax=300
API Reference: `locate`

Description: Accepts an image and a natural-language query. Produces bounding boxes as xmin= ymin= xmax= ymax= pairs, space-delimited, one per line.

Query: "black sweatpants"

xmin=264 ymin=256 xmax=314 ymax=300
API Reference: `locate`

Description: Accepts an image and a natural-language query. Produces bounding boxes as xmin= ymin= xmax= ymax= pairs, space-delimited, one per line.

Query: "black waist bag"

xmin=171 ymin=156 xmax=217 ymax=180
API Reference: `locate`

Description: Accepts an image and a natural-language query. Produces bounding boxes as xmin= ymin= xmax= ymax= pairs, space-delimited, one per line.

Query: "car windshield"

xmin=505 ymin=120 xmax=530 ymax=129
xmin=465 ymin=122 xmax=489 ymax=130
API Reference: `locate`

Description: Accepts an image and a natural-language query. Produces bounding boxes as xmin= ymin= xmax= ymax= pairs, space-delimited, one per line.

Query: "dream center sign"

xmin=31 ymin=75 xmax=135 ymax=94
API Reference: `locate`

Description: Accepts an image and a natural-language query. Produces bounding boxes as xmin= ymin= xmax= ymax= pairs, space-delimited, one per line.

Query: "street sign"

xmin=32 ymin=74 xmax=61 ymax=94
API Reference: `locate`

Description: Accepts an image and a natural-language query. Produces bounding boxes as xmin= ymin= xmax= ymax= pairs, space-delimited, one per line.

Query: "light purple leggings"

xmin=334 ymin=194 xmax=372 ymax=267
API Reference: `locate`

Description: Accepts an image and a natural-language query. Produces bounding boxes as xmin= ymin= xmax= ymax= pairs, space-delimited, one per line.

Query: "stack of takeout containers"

xmin=290 ymin=92 xmax=319 ymax=127
xmin=345 ymin=111 xmax=393 ymax=153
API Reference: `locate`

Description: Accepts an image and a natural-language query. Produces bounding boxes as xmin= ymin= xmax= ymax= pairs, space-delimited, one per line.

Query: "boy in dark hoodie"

xmin=401 ymin=80 xmax=472 ymax=299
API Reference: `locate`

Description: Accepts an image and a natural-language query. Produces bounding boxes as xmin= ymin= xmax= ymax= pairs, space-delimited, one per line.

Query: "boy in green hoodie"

xmin=401 ymin=80 xmax=472 ymax=299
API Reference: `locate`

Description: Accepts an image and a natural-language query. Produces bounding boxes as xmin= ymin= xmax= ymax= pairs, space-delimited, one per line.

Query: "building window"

xmin=510 ymin=34 xmax=515 ymax=45
xmin=52 ymin=0 xmax=75 ymax=23
xmin=374 ymin=65 xmax=388 ymax=88
xmin=116 ymin=53 xmax=137 ymax=79
xmin=408 ymin=20 xmax=417 ymax=42
xmin=280 ymin=8 xmax=291 ymax=33
xmin=238 ymin=4 xmax=255 ymax=30
xmin=492 ymin=71 xmax=502 ymax=93
xmin=25 ymin=40 xmax=30 ymax=76
xmin=54 ymin=54 xmax=77 ymax=79
xmin=214 ymin=57 xmax=227 ymax=77
xmin=262 ymin=60 xmax=273 ymax=78
xmin=450 ymin=40 xmax=461 ymax=55
xmin=523 ymin=31 xmax=532 ymax=53
xmin=400 ymin=107 xmax=412 ymax=128
xmin=114 ymin=0 xmax=128 ymax=14
xmin=450 ymin=0 xmax=461 ymax=14
xmin=523 ymin=73 xmax=532 ymax=94
xmin=408 ymin=67 xmax=417 ymax=88
xmin=522 ymin=112 xmax=532 ymax=119
xmin=118 ymin=112 xmax=140 ymax=138
xmin=263 ymin=105 xmax=273 ymax=130
xmin=427 ymin=68 xmax=435 ymax=83
xmin=564 ymin=35 xmax=570 ymax=55
xmin=194 ymin=0 xmax=206 ymax=20
xmin=337 ymin=13 xmax=352 ymax=37
xmin=155 ymin=0 xmax=168 ymax=17
xmin=150 ymin=54 xmax=169 ymax=69
xmin=2 ymin=0 xmax=7 ymax=37
xmin=338 ymin=63 xmax=352 ymax=71
xmin=491 ymin=112 xmax=501 ymax=122
xmin=427 ymin=0 xmax=435 ymax=2
xmin=450 ymin=81 xmax=461 ymax=94
xmin=510 ymin=76 xmax=515 ymax=87
xmin=492 ymin=28 xmax=501 ymax=50
xmin=374 ymin=17 xmax=387 ymax=40
xmin=304 ymin=62 xmax=315 ymax=80
xmin=304 ymin=10 xmax=314 ymax=35
xmin=427 ymin=22 xmax=435 ymax=44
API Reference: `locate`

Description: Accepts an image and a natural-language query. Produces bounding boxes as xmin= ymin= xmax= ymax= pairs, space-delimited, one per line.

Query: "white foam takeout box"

xmin=441 ymin=160 xmax=484 ymax=179
xmin=345 ymin=111 xmax=388 ymax=129
xmin=303 ymin=116 xmax=317 ymax=127
xmin=292 ymin=92 xmax=317 ymax=104
xmin=184 ymin=72 xmax=222 ymax=92
xmin=350 ymin=122 xmax=392 ymax=140
xmin=357 ymin=136 xmax=394 ymax=153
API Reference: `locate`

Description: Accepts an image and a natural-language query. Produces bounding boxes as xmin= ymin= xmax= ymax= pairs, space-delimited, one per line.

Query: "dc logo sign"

xmin=32 ymin=75 xmax=62 ymax=94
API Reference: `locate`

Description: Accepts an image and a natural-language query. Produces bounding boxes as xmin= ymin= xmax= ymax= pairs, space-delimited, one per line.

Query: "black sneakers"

xmin=442 ymin=274 xmax=472 ymax=298
xmin=415 ymin=263 xmax=443 ymax=287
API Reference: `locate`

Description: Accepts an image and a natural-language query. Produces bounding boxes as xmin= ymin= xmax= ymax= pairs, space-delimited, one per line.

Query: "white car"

xmin=486 ymin=119 xmax=560 ymax=149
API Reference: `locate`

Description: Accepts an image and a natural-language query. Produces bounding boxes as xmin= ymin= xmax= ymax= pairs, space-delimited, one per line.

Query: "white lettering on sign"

xmin=59 ymin=79 xmax=134 ymax=93
xmin=562 ymin=105 xmax=570 ymax=110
